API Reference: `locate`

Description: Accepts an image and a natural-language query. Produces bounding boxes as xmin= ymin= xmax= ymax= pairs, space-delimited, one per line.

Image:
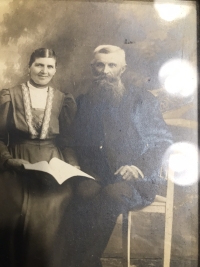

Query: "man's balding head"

xmin=91 ymin=45 xmax=126 ymax=67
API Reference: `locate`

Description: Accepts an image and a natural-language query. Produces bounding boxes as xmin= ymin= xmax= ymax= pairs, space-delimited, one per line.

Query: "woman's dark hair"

xmin=29 ymin=48 xmax=57 ymax=67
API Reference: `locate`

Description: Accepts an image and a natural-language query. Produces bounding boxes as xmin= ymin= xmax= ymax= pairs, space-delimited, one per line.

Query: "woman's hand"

xmin=5 ymin=159 xmax=30 ymax=171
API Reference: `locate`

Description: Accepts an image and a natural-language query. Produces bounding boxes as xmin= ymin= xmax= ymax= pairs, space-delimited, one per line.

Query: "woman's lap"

xmin=0 ymin=170 xmax=74 ymax=267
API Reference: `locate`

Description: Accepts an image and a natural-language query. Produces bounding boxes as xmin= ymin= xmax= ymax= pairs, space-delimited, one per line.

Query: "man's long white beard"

xmin=90 ymin=77 xmax=125 ymax=106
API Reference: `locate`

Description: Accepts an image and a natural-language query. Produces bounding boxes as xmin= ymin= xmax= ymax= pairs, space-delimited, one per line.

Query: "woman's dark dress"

xmin=0 ymin=83 xmax=77 ymax=267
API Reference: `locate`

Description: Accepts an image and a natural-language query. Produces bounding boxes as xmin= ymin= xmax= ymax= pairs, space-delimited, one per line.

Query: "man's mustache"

xmin=93 ymin=74 xmax=116 ymax=83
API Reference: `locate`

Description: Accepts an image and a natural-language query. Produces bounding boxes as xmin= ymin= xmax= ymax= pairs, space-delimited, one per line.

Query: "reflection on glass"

xmin=159 ymin=59 xmax=197 ymax=97
xmin=154 ymin=1 xmax=191 ymax=21
xmin=163 ymin=142 xmax=198 ymax=186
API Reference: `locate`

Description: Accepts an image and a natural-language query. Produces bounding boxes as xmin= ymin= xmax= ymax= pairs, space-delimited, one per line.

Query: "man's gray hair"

xmin=91 ymin=45 xmax=126 ymax=66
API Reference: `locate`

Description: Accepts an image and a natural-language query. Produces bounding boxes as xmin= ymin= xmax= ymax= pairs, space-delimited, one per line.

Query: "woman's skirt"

xmin=0 ymin=140 xmax=74 ymax=267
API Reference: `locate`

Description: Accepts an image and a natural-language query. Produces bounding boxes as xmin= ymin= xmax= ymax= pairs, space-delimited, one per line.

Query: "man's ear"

xmin=90 ymin=63 xmax=96 ymax=75
xmin=121 ymin=65 xmax=127 ymax=75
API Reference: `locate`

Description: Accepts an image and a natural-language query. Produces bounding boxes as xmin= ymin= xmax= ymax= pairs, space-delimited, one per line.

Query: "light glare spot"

xmin=163 ymin=142 xmax=198 ymax=186
xmin=154 ymin=1 xmax=191 ymax=21
xmin=159 ymin=59 xmax=197 ymax=97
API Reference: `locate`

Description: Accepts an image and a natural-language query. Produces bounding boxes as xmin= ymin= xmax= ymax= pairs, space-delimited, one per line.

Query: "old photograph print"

xmin=0 ymin=1 xmax=198 ymax=267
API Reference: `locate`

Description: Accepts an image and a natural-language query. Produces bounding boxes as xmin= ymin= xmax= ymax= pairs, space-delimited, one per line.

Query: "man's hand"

xmin=5 ymin=159 xmax=30 ymax=171
xmin=114 ymin=165 xmax=144 ymax=181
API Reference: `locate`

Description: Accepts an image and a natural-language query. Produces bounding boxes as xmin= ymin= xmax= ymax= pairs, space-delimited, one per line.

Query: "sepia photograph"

xmin=0 ymin=1 xmax=198 ymax=267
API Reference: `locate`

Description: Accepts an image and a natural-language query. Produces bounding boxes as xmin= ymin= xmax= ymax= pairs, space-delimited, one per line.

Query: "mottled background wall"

xmin=0 ymin=0 xmax=198 ymax=262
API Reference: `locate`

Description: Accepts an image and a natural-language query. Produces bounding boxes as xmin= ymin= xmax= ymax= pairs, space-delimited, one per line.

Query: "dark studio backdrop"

xmin=0 ymin=0 xmax=198 ymax=263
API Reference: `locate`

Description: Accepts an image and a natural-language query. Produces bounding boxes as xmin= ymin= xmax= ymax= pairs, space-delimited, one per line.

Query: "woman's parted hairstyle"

xmin=29 ymin=48 xmax=57 ymax=67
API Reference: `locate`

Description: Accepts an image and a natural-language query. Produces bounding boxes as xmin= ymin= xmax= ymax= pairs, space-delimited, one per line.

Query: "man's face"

xmin=90 ymin=52 xmax=126 ymax=105
xmin=92 ymin=53 xmax=125 ymax=82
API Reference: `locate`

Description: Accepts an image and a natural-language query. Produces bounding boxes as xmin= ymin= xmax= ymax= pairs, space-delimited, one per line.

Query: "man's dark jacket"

xmin=73 ymin=86 xmax=173 ymax=200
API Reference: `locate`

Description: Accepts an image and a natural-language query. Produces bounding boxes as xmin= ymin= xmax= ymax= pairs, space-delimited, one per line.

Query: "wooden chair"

xmin=122 ymin=167 xmax=174 ymax=267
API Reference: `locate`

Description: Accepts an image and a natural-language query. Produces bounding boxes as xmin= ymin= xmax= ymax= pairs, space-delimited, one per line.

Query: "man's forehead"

xmin=94 ymin=52 xmax=123 ymax=64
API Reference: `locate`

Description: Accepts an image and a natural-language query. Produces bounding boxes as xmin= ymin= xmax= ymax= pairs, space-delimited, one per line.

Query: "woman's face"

xmin=29 ymin=57 xmax=56 ymax=86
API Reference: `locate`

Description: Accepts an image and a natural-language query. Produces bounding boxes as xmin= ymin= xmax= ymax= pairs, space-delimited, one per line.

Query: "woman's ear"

xmin=28 ymin=67 xmax=30 ymax=76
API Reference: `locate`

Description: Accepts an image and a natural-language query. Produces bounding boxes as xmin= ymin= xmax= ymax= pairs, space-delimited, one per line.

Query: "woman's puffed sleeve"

xmin=0 ymin=89 xmax=13 ymax=169
xmin=57 ymin=93 xmax=79 ymax=166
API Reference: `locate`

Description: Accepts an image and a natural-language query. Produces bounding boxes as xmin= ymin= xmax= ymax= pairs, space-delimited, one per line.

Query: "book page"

xmin=49 ymin=158 xmax=94 ymax=184
xmin=24 ymin=158 xmax=94 ymax=184
xmin=24 ymin=161 xmax=57 ymax=178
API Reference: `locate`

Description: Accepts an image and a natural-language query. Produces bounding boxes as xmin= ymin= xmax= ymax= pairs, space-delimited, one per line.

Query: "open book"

xmin=23 ymin=157 xmax=94 ymax=184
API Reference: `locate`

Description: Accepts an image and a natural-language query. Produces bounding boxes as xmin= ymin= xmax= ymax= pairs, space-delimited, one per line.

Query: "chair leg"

xmin=122 ymin=211 xmax=131 ymax=267
xmin=163 ymin=172 xmax=174 ymax=267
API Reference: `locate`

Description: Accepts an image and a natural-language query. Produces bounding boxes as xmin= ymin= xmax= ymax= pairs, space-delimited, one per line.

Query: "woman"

xmin=0 ymin=48 xmax=78 ymax=267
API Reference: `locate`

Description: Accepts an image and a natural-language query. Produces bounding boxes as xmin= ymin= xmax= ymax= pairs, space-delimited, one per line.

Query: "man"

xmin=72 ymin=45 xmax=172 ymax=267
